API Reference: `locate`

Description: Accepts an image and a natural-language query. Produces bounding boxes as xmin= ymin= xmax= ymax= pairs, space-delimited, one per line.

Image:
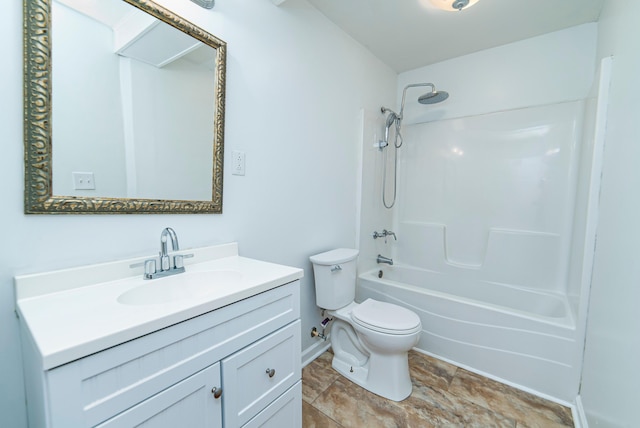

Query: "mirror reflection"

xmin=53 ymin=0 xmax=216 ymax=201
xmin=23 ymin=0 xmax=226 ymax=214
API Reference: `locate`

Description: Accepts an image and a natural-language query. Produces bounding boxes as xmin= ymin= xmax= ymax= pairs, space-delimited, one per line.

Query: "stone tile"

xmin=311 ymin=376 xmax=409 ymax=428
xmin=302 ymin=400 xmax=343 ymax=428
xmin=302 ymin=352 xmax=340 ymax=403
xmin=448 ymin=369 xmax=573 ymax=427
xmin=303 ymin=350 xmax=571 ymax=428
xmin=408 ymin=350 xmax=458 ymax=391
xmin=313 ymin=348 xmax=335 ymax=370
xmin=397 ymin=381 xmax=516 ymax=428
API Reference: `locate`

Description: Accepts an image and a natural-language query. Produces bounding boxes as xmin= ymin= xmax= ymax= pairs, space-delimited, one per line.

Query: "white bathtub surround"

xmin=357 ymin=99 xmax=595 ymax=401
xmin=357 ymin=41 xmax=611 ymax=404
xmin=396 ymin=101 xmax=584 ymax=294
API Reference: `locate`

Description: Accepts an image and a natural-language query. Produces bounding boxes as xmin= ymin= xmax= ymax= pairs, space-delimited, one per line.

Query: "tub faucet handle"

xmin=383 ymin=229 xmax=397 ymax=243
xmin=373 ymin=229 xmax=397 ymax=243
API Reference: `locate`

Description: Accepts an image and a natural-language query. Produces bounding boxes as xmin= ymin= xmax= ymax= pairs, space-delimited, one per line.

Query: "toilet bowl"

xmin=310 ymin=249 xmax=421 ymax=401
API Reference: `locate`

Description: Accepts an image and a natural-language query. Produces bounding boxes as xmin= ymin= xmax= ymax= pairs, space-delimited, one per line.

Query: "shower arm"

xmin=398 ymin=83 xmax=435 ymax=120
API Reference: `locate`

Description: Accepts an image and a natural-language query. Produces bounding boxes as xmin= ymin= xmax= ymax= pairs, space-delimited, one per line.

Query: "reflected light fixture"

xmin=428 ymin=0 xmax=480 ymax=12
xmin=190 ymin=0 xmax=215 ymax=9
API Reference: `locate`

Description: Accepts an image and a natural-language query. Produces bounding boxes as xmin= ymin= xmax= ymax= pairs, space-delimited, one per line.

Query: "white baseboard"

xmin=301 ymin=340 xmax=331 ymax=368
xmin=573 ymin=395 xmax=588 ymax=428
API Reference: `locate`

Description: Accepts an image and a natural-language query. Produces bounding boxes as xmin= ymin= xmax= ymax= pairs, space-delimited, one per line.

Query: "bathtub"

xmin=357 ymin=265 xmax=581 ymax=402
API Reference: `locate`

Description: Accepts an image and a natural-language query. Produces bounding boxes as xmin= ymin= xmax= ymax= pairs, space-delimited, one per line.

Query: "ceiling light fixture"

xmin=428 ymin=0 xmax=480 ymax=12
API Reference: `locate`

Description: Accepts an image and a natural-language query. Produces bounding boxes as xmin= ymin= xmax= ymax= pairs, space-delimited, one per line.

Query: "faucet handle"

xmin=129 ymin=259 xmax=157 ymax=279
xmin=144 ymin=259 xmax=157 ymax=279
xmin=173 ymin=253 xmax=194 ymax=269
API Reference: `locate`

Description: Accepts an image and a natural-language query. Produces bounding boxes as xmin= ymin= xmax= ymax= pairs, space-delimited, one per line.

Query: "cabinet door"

xmin=222 ymin=320 xmax=301 ymax=427
xmin=243 ymin=382 xmax=302 ymax=428
xmin=96 ymin=363 xmax=222 ymax=428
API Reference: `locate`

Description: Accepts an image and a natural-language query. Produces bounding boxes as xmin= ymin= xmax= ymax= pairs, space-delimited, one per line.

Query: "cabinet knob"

xmin=265 ymin=368 xmax=276 ymax=378
xmin=211 ymin=387 xmax=223 ymax=399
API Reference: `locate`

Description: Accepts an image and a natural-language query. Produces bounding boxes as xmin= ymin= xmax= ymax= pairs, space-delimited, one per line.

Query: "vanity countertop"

xmin=15 ymin=243 xmax=303 ymax=370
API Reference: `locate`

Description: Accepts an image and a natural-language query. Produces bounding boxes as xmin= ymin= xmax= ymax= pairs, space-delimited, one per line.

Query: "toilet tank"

xmin=309 ymin=248 xmax=359 ymax=310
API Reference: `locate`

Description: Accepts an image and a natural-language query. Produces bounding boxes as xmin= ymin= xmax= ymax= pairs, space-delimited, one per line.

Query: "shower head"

xmin=396 ymin=83 xmax=448 ymax=118
xmin=418 ymin=90 xmax=449 ymax=104
xmin=379 ymin=82 xmax=449 ymax=147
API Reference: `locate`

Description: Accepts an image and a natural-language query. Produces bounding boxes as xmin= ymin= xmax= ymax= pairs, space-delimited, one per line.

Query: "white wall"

xmin=579 ymin=1 xmax=640 ymax=426
xmin=398 ymin=23 xmax=597 ymax=124
xmin=0 ymin=0 xmax=395 ymax=426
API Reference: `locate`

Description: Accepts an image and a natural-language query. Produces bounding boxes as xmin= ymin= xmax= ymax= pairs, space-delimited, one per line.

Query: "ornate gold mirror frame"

xmin=24 ymin=0 xmax=226 ymax=214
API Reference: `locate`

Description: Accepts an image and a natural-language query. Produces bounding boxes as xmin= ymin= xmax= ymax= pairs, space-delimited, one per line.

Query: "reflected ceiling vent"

xmin=190 ymin=0 xmax=215 ymax=9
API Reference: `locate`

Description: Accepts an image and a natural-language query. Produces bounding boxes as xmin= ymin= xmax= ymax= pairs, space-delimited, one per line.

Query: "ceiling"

xmin=305 ymin=0 xmax=605 ymax=72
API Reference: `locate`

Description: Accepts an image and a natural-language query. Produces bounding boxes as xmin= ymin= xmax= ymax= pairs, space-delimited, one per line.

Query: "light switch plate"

xmin=232 ymin=151 xmax=245 ymax=176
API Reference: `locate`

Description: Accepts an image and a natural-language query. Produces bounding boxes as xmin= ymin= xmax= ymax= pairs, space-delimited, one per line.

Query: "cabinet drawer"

xmin=96 ymin=363 xmax=222 ymax=428
xmin=243 ymin=381 xmax=302 ymax=428
xmin=222 ymin=320 xmax=301 ymax=427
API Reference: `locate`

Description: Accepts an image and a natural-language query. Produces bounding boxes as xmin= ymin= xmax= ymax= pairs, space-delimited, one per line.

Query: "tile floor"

xmin=302 ymin=349 xmax=573 ymax=428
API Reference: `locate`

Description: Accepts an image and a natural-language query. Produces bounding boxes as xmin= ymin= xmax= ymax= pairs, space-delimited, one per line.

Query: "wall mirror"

xmin=24 ymin=0 xmax=226 ymax=214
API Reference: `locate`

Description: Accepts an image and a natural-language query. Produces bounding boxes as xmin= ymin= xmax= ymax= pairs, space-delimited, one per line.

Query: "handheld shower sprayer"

xmin=379 ymin=82 xmax=449 ymax=209
xmin=379 ymin=107 xmax=399 ymax=149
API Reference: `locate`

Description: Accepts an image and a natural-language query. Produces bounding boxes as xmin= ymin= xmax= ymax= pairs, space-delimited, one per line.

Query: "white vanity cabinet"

xmin=23 ymin=280 xmax=302 ymax=428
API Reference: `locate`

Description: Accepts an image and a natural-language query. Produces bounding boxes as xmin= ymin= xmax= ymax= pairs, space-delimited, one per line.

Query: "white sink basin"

xmin=117 ymin=270 xmax=243 ymax=305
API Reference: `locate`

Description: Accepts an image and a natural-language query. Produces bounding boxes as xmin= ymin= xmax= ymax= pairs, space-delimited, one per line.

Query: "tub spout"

xmin=377 ymin=254 xmax=393 ymax=265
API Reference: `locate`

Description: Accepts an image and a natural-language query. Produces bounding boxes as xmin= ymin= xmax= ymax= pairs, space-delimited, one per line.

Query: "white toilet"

xmin=310 ymin=248 xmax=421 ymax=401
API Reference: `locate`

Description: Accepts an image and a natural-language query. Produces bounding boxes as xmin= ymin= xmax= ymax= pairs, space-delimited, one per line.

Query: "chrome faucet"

xmin=133 ymin=227 xmax=193 ymax=279
xmin=376 ymin=254 xmax=393 ymax=265
xmin=160 ymin=227 xmax=180 ymax=271
xmin=372 ymin=229 xmax=397 ymax=243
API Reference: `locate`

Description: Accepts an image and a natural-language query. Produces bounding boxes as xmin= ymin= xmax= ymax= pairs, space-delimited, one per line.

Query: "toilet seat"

xmin=351 ymin=299 xmax=421 ymax=335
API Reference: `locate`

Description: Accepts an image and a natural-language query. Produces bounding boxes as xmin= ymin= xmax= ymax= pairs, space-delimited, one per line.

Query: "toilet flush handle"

xmin=330 ymin=265 xmax=342 ymax=272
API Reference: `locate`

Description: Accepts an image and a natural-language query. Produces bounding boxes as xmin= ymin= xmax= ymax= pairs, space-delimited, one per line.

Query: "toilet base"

xmin=331 ymin=350 xmax=413 ymax=401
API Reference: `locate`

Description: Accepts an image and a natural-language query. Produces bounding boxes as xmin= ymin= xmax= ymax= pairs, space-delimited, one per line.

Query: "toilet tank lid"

xmin=309 ymin=248 xmax=359 ymax=265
